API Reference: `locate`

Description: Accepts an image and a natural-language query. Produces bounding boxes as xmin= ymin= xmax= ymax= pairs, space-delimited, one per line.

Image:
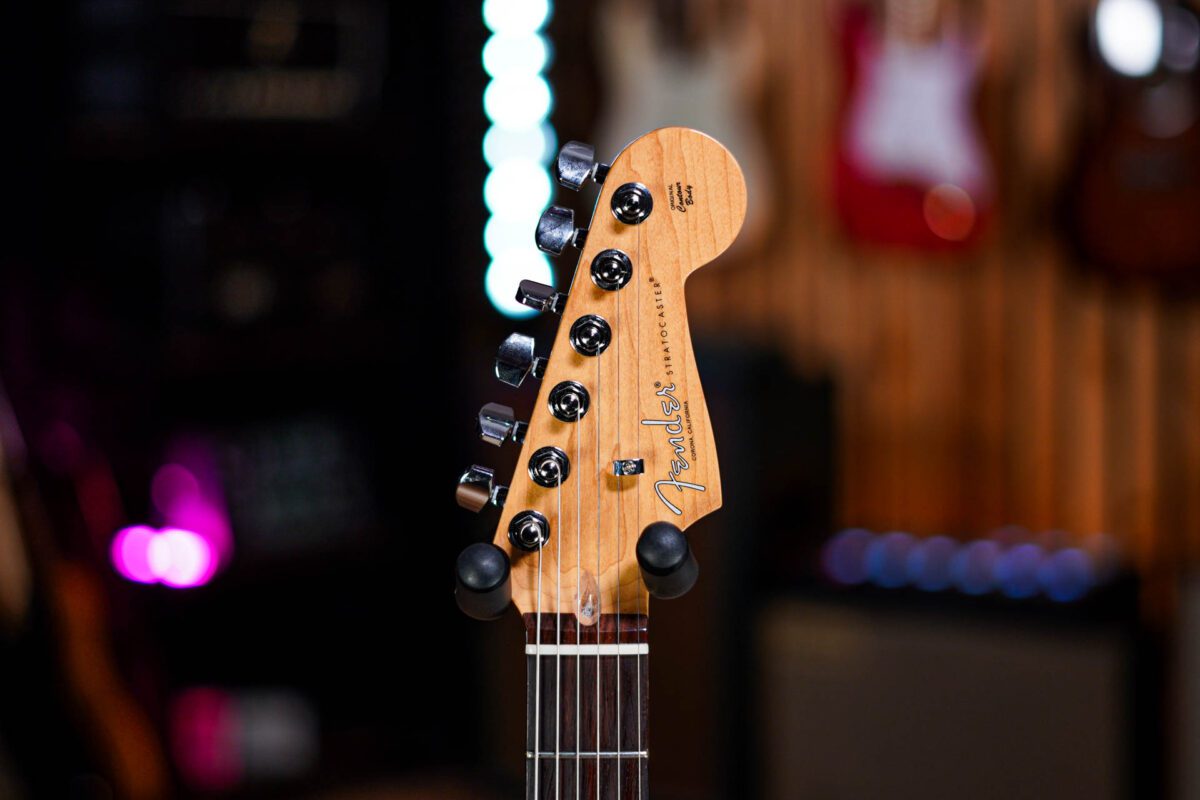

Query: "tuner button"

xmin=555 ymin=140 xmax=609 ymax=190
xmin=536 ymin=205 xmax=588 ymax=256
xmin=495 ymin=333 xmax=548 ymax=388
xmin=477 ymin=402 xmax=527 ymax=447
xmin=636 ymin=521 xmax=699 ymax=600
xmin=611 ymin=182 xmax=653 ymax=225
xmin=516 ymin=280 xmax=568 ymax=315
xmin=456 ymin=465 xmax=508 ymax=513
xmin=455 ymin=542 xmax=512 ymax=620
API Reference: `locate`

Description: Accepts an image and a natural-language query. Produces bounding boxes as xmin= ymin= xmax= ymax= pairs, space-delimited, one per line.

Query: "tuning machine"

xmin=494 ymin=333 xmax=547 ymax=388
xmin=516 ymin=280 xmax=567 ymax=315
xmin=535 ymin=205 xmax=587 ymax=256
xmin=477 ymin=402 xmax=527 ymax=447
xmin=456 ymin=465 xmax=508 ymax=513
xmin=555 ymin=140 xmax=609 ymax=191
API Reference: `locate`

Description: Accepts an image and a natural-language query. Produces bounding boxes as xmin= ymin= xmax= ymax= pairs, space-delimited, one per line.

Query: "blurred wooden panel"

xmin=680 ymin=0 xmax=1194 ymax=594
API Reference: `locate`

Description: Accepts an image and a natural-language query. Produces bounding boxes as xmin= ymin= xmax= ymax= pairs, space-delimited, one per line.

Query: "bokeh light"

xmin=482 ymin=32 xmax=549 ymax=77
xmin=111 ymin=525 xmax=159 ymax=584
xmin=484 ymin=159 xmax=553 ymax=221
xmin=865 ymin=531 xmax=915 ymax=588
xmin=907 ymin=535 xmax=957 ymax=591
xmin=951 ymin=540 xmax=1002 ymax=595
xmin=1096 ymin=0 xmax=1164 ymax=77
xmin=483 ymin=74 xmax=552 ymax=130
xmin=1039 ymin=548 xmax=1095 ymax=602
xmin=482 ymin=0 xmax=550 ymax=35
xmin=482 ymin=0 xmax=555 ymax=318
xmin=923 ymin=183 xmax=976 ymax=241
xmin=485 ymin=251 xmax=555 ymax=319
xmin=822 ymin=528 xmax=874 ymax=585
xmin=822 ymin=528 xmax=1105 ymax=602
xmin=483 ymin=122 xmax=555 ymax=169
xmin=112 ymin=525 xmax=217 ymax=589
xmin=996 ymin=543 xmax=1044 ymax=599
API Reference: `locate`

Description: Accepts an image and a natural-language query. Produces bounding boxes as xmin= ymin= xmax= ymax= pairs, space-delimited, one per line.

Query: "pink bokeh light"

xmin=171 ymin=687 xmax=241 ymax=791
xmin=112 ymin=525 xmax=216 ymax=589
xmin=111 ymin=525 xmax=158 ymax=584
xmin=112 ymin=441 xmax=233 ymax=589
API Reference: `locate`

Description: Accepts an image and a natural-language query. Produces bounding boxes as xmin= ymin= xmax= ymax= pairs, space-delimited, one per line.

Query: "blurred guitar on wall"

xmin=1068 ymin=0 xmax=1200 ymax=280
xmin=833 ymin=0 xmax=994 ymax=250
xmin=595 ymin=0 xmax=772 ymax=253
xmin=0 ymin=387 xmax=168 ymax=799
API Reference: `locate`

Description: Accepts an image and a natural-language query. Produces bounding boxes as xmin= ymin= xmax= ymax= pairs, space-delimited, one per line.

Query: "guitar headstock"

xmin=455 ymin=127 xmax=747 ymax=621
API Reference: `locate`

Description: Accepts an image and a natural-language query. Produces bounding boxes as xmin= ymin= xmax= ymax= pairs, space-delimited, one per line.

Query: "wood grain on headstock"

xmin=493 ymin=127 xmax=747 ymax=617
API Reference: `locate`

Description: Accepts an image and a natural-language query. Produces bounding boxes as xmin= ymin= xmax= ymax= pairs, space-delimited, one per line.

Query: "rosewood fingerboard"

xmin=525 ymin=614 xmax=649 ymax=800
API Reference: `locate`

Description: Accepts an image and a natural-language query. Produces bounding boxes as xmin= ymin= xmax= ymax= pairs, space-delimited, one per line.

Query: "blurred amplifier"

xmin=758 ymin=599 xmax=1131 ymax=800
xmin=166 ymin=0 xmax=388 ymax=121
xmin=1177 ymin=576 xmax=1200 ymax=800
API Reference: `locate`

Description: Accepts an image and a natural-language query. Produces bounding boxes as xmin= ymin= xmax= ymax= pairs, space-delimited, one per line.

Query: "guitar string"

xmin=575 ymin=404 xmax=582 ymax=800
xmin=555 ymin=471 xmax=563 ymax=799
xmin=614 ymin=226 xmax=623 ymax=800
xmin=635 ymin=218 xmax=644 ymax=799
xmin=594 ymin=352 xmax=601 ymax=800
xmin=534 ymin=531 xmax=543 ymax=799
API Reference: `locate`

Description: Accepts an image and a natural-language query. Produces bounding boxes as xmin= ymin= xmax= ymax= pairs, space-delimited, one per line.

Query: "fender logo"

xmin=641 ymin=382 xmax=705 ymax=515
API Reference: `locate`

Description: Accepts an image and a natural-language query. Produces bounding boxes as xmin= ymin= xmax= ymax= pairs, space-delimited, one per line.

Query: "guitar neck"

xmin=525 ymin=613 xmax=649 ymax=800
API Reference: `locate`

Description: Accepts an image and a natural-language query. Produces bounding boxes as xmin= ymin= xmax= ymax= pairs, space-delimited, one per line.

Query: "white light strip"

xmin=525 ymin=643 xmax=649 ymax=656
xmin=482 ymin=0 xmax=556 ymax=318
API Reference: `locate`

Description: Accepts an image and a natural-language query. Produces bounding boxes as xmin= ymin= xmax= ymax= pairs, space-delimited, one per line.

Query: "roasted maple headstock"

xmin=455 ymin=127 xmax=747 ymax=621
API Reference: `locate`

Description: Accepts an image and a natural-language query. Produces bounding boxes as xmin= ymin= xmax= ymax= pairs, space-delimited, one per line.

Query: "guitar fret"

xmin=526 ymin=751 xmax=648 ymax=759
xmin=525 ymin=614 xmax=649 ymax=799
xmin=526 ymin=643 xmax=649 ymax=656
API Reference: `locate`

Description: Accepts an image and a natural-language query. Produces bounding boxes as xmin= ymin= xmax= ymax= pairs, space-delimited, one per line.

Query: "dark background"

xmin=0 ymin=0 xmax=1197 ymax=798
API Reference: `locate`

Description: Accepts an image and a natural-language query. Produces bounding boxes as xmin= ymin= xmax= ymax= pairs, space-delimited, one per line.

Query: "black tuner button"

xmin=636 ymin=521 xmax=699 ymax=600
xmin=455 ymin=542 xmax=512 ymax=620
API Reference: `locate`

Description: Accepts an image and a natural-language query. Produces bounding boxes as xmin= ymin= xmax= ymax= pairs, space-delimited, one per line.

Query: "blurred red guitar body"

xmin=833 ymin=1 xmax=993 ymax=251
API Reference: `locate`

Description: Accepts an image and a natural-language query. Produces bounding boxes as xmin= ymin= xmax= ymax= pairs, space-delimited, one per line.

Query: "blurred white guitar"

xmin=595 ymin=0 xmax=773 ymax=253
xmin=834 ymin=0 xmax=993 ymax=249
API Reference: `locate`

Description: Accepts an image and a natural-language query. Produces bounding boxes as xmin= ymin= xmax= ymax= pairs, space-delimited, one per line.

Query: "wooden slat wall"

xmin=684 ymin=0 xmax=1200 ymax=594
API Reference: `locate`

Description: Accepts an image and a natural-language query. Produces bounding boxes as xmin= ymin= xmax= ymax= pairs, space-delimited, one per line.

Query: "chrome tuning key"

xmin=456 ymin=465 xmax=508 ymax=513
xmin=548 ymin=380 xmax=589 ymax=422
xmin=569 ymin=314 xmax=611 ymax=357
xmin=528 ymin=446 xmax=570 ymax=488
xmin=555 ymin=140 xmax=609 ymax=190
xmin=494 ymin=333 xmax=547 ymax=388
xmin=509 ymin=510 xmax=550 ymax=552
xmin=516 ymin=280 xmax=567 ymax=314
xmin=477 ymin=402 xmax=527 ymax=447
xmin=611 ymin=182 xmax=653 ymax=225
xmin=535 ymin=205 xmax=587 ymax=256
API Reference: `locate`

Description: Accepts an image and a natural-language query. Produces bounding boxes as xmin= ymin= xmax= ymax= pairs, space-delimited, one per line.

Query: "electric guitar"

xmin=833 ymin=0 xmax=993 ymax=250
xmin=454 ymin=128 xmax=746 ymax=799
